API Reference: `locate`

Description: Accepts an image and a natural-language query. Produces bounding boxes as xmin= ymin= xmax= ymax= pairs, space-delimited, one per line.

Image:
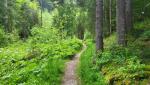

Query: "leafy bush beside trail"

xmin=78 ymin=40 xmax=106 ymax=85
xmin=78 ymin=37 xmax=146 ymax=85
xmin=0 ymin=26 xmax=82 ymax=85
xmin=97 ymin=45 xmax=145 ymax=84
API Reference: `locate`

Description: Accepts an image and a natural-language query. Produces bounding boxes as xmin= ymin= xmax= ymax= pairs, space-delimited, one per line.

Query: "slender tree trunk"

xmin=103 ymin=0 xmax=109 ymax=36
xmin=109 ymin=0 xmax=112 ymax=34
xmin=4 ymin=0 xmax=9 ymax=32
xmin=125 ymin=0 xmax=132 ymax=32
xmin=77 ymin=23 xmax=84 ymax=40
xmin=41 ymin=9 xmax=42 ymax=27
xmin=40 ymin=0 xmax=43 ymax=27
xmin=95 ymin=0 xmax=103 ymax=52
xmin=116 ymin=0 xmax=126 ymax=46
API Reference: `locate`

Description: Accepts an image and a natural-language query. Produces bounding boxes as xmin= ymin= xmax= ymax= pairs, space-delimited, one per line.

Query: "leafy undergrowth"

xmin=104 ymin=33 xmax=117 ymax=49
xmin=135 ymin=30 xmax=150 ymax=62
xmin=78 ymin=32 xmax=150 ymax=85
xmin=0 ymin=27 xmax=82 ymax=84
xmin=97 ymin=46 xmax=145 ymax=84
xmin=101 ymin=30 xmax=150 ymax=84
xmin=125 ymin=19 xmax=150 ymax=84
xmin=78 ymin=40 xmax=106 ymax=85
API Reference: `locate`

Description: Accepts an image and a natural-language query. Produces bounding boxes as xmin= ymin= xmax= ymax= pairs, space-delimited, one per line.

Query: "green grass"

xmin=78 ymin=40 xmax=106 ymax=85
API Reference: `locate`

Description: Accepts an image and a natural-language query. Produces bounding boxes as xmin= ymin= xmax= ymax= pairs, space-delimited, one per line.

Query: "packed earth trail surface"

xmin=62 ymin=44 xmax=87 ymax=85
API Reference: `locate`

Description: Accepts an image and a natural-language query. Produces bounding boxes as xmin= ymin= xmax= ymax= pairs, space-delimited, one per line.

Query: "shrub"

xmin=0 ymin=36 xmax=82 ymax=84
xmin=0 ymin=28 xmax=19 ymax=47
xmin=78 ymin=41 xmax=106 ymax=85
xmin=0 ymin=28 xmax=7 ymax=47
xmin=30 ymin=27 xmax=61 ymax=44
xmin=97 ymin=46 xmax=145 ymax=83
xmin=133 ymin=19 xmax=150 ymax=38
xmin=140 ymin=30 xmax=150 ymax=41
xmin=0 ymin=25 xmax=82 ymax=84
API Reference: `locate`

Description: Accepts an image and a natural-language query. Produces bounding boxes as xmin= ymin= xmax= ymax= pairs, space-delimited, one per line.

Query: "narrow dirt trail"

xmin=62 ymin=44 xmax=87 ymax=85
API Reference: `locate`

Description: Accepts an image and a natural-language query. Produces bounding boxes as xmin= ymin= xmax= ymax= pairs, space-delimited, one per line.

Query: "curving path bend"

xmin=62 ymin=44 xmax=87 ymax=85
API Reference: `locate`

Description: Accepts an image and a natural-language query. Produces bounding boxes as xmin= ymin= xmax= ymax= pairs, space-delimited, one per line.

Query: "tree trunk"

xmin=103 ymin=0 xmax=109 ymax=36
xmin=77 ymin=23 xmax=84 ymax=40
xmin=4 ymin=0 xmax=9 ymax=32
xmin=38 ymin=0 xmax=43 ymax=27
xmin=95 ymin=0 xmax=103 ymax=52
xmin=109 ymin=0 xmax=112 ymax=35
xmin=116 ymin=0 xmax=126 ymax=46
xmin=125 ymin=0 xmax=132 ymax=32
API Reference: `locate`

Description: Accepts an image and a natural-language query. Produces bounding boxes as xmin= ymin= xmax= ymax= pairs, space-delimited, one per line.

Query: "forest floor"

xmin=62 ymin=43 xmax=87 ymax=85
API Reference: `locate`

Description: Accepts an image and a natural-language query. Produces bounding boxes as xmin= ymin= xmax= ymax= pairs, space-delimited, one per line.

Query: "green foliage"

xmin=130 ymin=19 xmax=150 ymax=60
xmin=0 ymin=26 xmax=82 ymax=84
xmin=38 ymin=58 xmax=65 ymax=85
xmin=140 ymin=30 xmax=150 ymax=40
xmin=0 ymin=0 xmax=150 ymax=84
xmin=0 ymin=28 xmax=7 ymax=47
xmin=78 ymin=41 xmax=106 ymax=85
xmin=42 ymin=10 xmax=56 ymax=27
xmin=131 ymin=19 xmax=150 ymax=39
xmin=97 ymin=45 xmax=145 ymax=83
xmin=52 ymin=4 xmax=77 ymax=36
xmin=30 ymin=27 xmax=61 ymax=44
xmin=135 ymin=19 xmax=150 ymax=29
xmin=104 ymin=33 xmax=117 ymax=48
xmin=0 ymin=28 xmax=19 ymax=47
xmin=133 ymin=0 xmax=150 ymax=19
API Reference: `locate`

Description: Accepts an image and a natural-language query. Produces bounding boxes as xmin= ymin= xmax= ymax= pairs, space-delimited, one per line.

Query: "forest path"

xmin=62 ymin=43 xmax=87 ymax=85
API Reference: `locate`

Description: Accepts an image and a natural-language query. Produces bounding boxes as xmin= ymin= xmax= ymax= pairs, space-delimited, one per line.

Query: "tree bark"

xmin=77 ymin=23 xmax=84 ymax=40
xmin=125 ymin=0 xmax=132 ymax=32
xmin=103 ymin=0 xmax=109 ymax=36
xmin=109 ymin=0 xmax=112 ymax=35
xmin=95 ymin=0 xmax=103 ymax=52
xmin=38 ymin=0 xmax=43 ymax=27
xmin=4 ymin=0 xmax=9 ymax=32
xmin=116 ymin=0 xmax=126 ymax=46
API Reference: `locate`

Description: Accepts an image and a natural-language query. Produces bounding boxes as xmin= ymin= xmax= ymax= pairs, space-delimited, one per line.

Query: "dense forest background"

xmin=0 ymin=0 xmax=150 ymax=85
